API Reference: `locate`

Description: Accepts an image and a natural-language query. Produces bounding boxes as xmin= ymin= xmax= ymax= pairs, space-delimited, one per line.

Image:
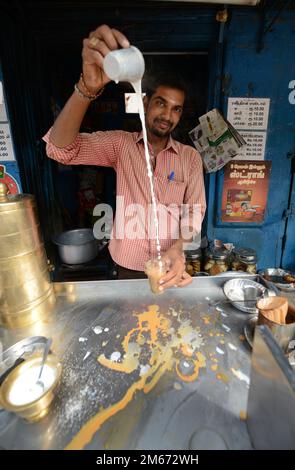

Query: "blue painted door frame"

xmin=281 ymin=151 xmax=295 ymax=270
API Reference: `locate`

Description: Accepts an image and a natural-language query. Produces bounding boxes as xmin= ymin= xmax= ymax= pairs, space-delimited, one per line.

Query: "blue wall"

xmin=0 ymin=65 xmax=22 ymax=194
xmin=206 ymin=8 xmax=295 ymax=270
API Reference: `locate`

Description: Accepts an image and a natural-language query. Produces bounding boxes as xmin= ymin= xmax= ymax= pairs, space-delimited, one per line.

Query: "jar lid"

xmin=185 ymin=248 xmax=202 ymax=260
xmin=207 ymin=248 xmax=229 ymax=260
xmin=234 ymin=247 xmax=257 ymax=262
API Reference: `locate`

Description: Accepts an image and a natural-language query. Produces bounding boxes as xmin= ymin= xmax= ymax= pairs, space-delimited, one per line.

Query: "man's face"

xmin=144 ymin=86 xmax=185 ymax=138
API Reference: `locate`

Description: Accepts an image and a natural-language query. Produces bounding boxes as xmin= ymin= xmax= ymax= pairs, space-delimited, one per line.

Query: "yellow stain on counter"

xmin=181 ymin=343 xmax=194 ymax=357
xmin=65 ymin=374 xmax=147 ymax=450
xmin=65 ymin=304 xmax=206 ymax=450
xmin=175 ymin=352 xmax=206 ymax=383
xmin=239 ymin=410 xmax=247 ymax=421
xmin=216 ymin=372 xmax=229 ymax=383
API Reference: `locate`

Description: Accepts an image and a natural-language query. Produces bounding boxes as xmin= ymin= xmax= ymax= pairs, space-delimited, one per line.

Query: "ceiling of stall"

xmin=1 ymin=0 xmax=293 ymax=54
xmin=0 ymin=0 xmax=222 ymax=54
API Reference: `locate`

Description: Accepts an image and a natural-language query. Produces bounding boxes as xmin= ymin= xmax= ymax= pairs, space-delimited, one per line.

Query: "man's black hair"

xmin=144 ymin=73 xmax=188 ymax=100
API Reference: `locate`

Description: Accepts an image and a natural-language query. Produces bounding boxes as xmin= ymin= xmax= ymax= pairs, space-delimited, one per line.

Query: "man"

xmin=43 ymin=25 xmax=206 ymax=291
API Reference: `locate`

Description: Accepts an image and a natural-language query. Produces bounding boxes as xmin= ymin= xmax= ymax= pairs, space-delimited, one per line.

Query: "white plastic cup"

xmin=103 ymin=46 xmax=145 ymax=83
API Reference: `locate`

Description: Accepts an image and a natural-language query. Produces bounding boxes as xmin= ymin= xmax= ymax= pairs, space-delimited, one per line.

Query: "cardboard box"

xmin=189 ymin=109 xmax=246 ymax=173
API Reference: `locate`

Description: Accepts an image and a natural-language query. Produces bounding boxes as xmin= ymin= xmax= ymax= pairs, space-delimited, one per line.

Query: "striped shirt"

xmin=43 ymin=129 xmax=206 ymax=271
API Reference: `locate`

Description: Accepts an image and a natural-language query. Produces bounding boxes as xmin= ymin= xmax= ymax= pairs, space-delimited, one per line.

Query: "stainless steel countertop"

xmin=0 ymin=275 xmax=260 ymax=450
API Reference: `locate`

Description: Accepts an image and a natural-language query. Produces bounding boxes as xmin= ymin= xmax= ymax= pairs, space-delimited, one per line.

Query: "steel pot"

xmin=53 ymin=229 xmax=99 ymax=264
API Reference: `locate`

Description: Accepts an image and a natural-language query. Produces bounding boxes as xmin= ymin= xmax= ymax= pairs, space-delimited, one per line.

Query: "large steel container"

xmin=0 ymin=183 xmax=55 ymax=328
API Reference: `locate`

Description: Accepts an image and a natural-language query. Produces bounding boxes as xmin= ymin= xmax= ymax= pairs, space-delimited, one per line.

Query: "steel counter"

xmin=0 ymin=276 xmax=254 ymax=450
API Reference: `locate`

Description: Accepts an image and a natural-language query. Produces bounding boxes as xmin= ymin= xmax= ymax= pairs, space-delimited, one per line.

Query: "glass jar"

xmin=204 ymin=248 xmax=230 ymax=276
xmin=185 ymin=249 xmax=202 ymax=276
xmin=231 ymin=248 xmax=257 ymax=274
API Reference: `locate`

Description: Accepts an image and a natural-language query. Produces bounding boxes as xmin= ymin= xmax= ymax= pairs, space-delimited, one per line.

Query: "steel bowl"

xmin=53 ymin=228 xmax=99 ymax=264
xmin=223 ymin=278 xmax=267 ymax=314
xmin=0 ymin=354 xmax=62 ymax=422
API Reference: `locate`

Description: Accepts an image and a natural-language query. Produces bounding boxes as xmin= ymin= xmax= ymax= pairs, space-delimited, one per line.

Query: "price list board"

xmin=0 ymin=81 xmax=7 ymax=121
xmin=232 ymin=131 xmax=267 ymax=161
xmin=227 ymin=97 xmax=270 ymax=161
xmin=0 ymin=123 xmax=15 ymax=162
xmin=0 ymin=79 xmax=16 ymax=162
xmin=227 ymin=98 xmax=270 ymax=131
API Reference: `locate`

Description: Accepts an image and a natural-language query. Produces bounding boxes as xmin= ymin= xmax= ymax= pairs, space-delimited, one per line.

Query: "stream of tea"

xmin=132 ymin=80 xmax=162 ymax=261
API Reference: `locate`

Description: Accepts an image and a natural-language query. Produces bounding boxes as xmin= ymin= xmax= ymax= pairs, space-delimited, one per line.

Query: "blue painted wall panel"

xmin=281 ymin=155 xmax=295 ymax=269
xmin=206 ymin=9 xmax=295 ymax=270
xmin=0 ymin=65 xmax=22 ymax=194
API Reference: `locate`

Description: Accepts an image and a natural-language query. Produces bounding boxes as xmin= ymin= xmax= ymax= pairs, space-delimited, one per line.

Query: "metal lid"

xmin=0 ymin=183 xmax=34 ymax=211
xmin=207 ymin=248 xmax=229 ymax=260
xmin=185 ymin=248 xmax=202 ymax=260
xmin=53 ymin=229 xmax=95 ymax=246
xmin=234 ymin=247 xmax=257 ymax=262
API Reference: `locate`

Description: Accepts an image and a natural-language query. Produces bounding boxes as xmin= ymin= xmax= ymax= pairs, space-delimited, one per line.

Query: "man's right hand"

xmin=81 ymin=25 xmax=130 ymax=94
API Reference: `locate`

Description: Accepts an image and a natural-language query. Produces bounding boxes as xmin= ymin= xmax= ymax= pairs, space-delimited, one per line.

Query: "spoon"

xmin=35 ymin=338 xmax=52 ymax=393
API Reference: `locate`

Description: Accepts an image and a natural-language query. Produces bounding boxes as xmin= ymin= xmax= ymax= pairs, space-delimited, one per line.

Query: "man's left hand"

xmin=159 ymin=246 xmax=192 ymax=291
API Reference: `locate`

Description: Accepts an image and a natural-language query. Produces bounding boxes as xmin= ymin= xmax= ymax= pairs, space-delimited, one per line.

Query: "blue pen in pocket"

xmin=168 ymin=171 xmax=175 ymax=183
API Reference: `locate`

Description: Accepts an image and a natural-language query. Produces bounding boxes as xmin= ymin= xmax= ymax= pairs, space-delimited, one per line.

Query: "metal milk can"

xmin=0 ymin=183 xmax=55 ymax=328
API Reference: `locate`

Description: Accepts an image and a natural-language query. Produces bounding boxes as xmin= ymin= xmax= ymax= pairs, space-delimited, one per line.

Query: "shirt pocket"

xmin=154 ymin=175 xmax=186 ymax=207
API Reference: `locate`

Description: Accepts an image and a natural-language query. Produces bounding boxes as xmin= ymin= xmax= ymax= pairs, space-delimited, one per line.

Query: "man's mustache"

xmin=154 ymin=118 xmax=172 ymax=127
